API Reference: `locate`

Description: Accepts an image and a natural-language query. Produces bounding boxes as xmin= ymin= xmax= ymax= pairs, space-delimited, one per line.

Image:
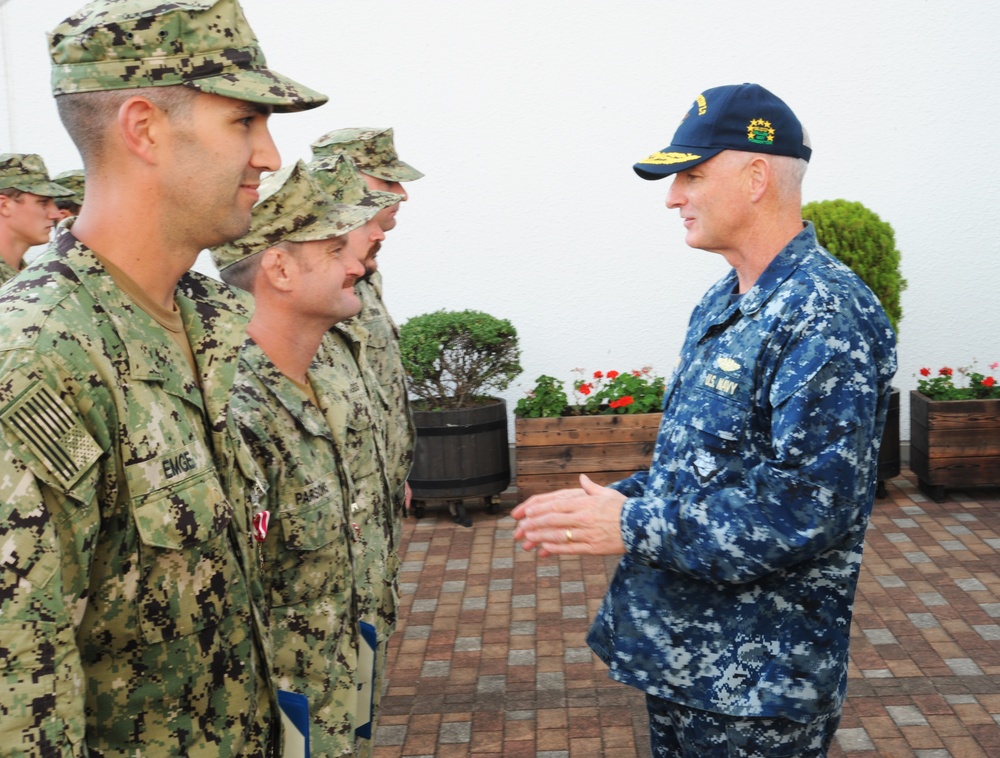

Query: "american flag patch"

xmin=2 ymin=380 xmax=102 ymax=491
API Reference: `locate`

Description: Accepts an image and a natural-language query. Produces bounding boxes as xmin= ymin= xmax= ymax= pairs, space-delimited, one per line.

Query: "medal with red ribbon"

xmin=252 ymin=510 xmax=270 ymax=543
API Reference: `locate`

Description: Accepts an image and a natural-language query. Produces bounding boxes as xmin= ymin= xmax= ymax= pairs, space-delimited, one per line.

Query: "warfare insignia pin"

xmin=747 ymin=118 xmax=775 ymax=146
xmin=717 ymin=357 xmax=741 ymax=373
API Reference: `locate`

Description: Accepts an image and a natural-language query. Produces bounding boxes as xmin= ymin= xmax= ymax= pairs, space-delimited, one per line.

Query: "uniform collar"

xmin=239 ymin=339 xmax=334 ymax=442
xmin=734 ymin=222 xmax=819 ymax=316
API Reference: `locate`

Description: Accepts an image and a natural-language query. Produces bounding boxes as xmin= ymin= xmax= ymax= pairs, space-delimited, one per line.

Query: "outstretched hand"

xmin=511 ymin=475 xmax=627 ymax=558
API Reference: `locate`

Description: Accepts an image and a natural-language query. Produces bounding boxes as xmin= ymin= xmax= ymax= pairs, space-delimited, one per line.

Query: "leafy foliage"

xmin=516 ymin=368 xmax=666 ymax=417
xmin=917 ymin=363 xmax=1000 ymax=401
xmin=513 ymin=375 xmax=568 ymax=418
xmin=802 ymin=199 xmax=905 ymax=334
xmin=399 ymin=309 xmax=521 ymax=411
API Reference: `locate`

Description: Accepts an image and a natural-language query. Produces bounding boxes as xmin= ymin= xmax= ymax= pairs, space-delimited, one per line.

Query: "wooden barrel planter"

xmin=514 ymin=412 xmax=661 ymax=502
xmin=876 ymin=388 xmax=901 ymax=498
xmin=408 ymin=397 xmax=511 ymax=518
xmin=909 ymin=391 xmax=1000 ymax=502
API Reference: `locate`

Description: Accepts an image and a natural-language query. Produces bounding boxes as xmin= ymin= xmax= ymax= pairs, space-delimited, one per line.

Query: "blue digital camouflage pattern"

xmin=588 ymin=223 xmax=897 ymax=723
xmin=646 ymin=695 xmax=841 ymax=756
xmin=339 ymin=270 xmax=414 ymax=554
xmin=0 ymin=230 xmax=278 ymax=755
xmin=230 ymin=340 xmax=361 ymax=756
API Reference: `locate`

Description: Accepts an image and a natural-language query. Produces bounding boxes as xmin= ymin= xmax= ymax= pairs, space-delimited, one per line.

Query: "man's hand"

xmin=512 ymin=475 xmax=627 ymax=558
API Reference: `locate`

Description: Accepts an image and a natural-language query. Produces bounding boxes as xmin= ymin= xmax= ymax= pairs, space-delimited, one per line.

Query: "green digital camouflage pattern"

xmin=49 ymin=0 xmax=327 ymax=112
xmin=53 ymin=170 xmax=86 ymax=206
xmin=307 ymin=154 xmax=403 ymax=210
xmin=0 ymin=153 xmax=75 ymax=197
xmin=310 ymin=128 xmax=424 ymax=183
xmin=340 ymin=271 xmax=414 ymax=549
xmin=0 ymin=259 xmax=20 ymax=286
xmin=315 ymin=329 xmax=397 ymax=753
xmin=0 ymin=230 xmax=278 ymax=756
xmin=211 ymin=160 xmax=374 ymax=271
xmin=231 ymin=340 xmax=361 ymax=756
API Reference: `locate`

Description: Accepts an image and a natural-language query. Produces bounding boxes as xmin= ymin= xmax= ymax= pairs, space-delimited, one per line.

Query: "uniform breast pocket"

xmin=672 ymin=385 xmax=752 ymax=488
xmin=272 ymin=473 xmax=351 ymax=607
xmin=683 ymin=386 xmax=750 ymax=450
xmin=130 ymin=466 xmax=244 ymax=644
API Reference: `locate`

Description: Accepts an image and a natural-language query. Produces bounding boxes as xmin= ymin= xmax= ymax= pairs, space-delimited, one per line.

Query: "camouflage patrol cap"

xmin=0 ymin=154 xmax=76 ymax=197
xmin=49 ymin=0 xmax=327 ymax=113
xmin=310 ymin=128 xmax=423 ymax=182
xmin=210 ymin=161 xmax=376 ymax=271
xmin=307 ymin=155 xmax=404 ymax=211
xmin=54 ymin=169 xmax=87 ymax=205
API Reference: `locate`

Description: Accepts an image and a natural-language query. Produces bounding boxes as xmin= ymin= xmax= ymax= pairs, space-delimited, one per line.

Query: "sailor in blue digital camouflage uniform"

xmin=514 ymin=83 xmax=897 ymax=757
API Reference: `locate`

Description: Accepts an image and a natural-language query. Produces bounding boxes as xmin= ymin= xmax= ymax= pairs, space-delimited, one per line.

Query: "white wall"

xmin=2 ymin=0 xmax=998 ymax=439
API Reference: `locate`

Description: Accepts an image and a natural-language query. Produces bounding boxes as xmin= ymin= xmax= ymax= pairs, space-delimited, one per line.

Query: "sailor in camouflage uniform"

xmin=311 ymin=128 xmax=423 ymax=530
xmin=52 ymin=169 xmax=86 ymax=220
xmin=307 ymin=153 xmax=405 ymax=757
xmin=514 ymin=84 xmax=897 ymax=756
xmin=0 ymin=1 xmax=326 ymax=755
xmin=0 ymin=153 xmax=73 ymax=285
xmin=212 ymin=161 xmax=384 ymax=755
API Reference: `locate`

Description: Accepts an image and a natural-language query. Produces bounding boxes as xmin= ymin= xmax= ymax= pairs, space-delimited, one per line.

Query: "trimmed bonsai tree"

xmin=399 ymin=309 xmax=522 ymax=411
xmin=802 ymin=199 xmax=905 ymax=333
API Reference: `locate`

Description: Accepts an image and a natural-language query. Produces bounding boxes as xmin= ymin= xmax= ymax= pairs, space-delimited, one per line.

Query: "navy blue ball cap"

xmin=633 ymin=83 xmax=812 ymax=180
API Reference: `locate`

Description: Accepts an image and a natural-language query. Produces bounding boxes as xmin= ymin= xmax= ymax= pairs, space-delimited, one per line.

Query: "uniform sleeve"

xmin=0 ymin=363 xmax=103 ymax=755
xmin=620 ymin=307 xmax=890 ymax=585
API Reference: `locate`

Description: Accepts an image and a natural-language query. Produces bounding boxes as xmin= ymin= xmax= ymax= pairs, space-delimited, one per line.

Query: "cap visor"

xmin=282 ymin=202 xmax=376 ymax=242
xmin=12 ymin=181 xmax=76 ymax=197
xmin=366 ymin=161 xmax=424 ymax=183
xmin=632 ymin=146 xmax=722 ymax=180
xmin=364 ymin=189 xmax=405 ymax=211
xmin=189 ymin=69 xmax=328 ymax=113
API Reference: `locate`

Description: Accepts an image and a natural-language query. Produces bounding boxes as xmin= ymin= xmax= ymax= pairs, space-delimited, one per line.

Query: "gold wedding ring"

xmin=566 ymin=529 xmax=573 ymax=543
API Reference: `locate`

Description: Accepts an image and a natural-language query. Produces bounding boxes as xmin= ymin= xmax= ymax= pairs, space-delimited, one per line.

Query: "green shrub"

xmin=802 ymin=199 xmax=905 ymax=333
xmin=399 ymin=309 xmax=522 ymax=411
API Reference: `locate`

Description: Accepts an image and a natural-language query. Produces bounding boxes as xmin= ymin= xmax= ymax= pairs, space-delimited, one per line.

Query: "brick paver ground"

xmin=373 ymin=474 xmax=1000 ymax=757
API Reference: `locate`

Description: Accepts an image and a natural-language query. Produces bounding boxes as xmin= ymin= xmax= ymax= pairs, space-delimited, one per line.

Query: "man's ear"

xmin=260 ymin=246 xmax=296 ymax=292
xmin=117 ymin=96 xmax=168 ymax=165
xmin=0 ymin=194 xmax=11 ymax=217
xmin=746 ymin=156 xmax=771 ymax=203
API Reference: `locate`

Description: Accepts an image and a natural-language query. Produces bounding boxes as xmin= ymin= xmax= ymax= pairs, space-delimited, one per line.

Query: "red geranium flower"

xmin=919 ymin=367 xmax=931 ymax=377
xmin=939 ymin=367 xmax=953 ymax=376
xmin=610 ymin=396 xmax=634 ymax=409
xmin=983 ymin=376 xmax=997 ymax=388
xmin=593 ymin=371 xmax=603 ymax=379
xmin=607 ymin=370 xmax=619 ymax=379
xmin=578 ymin=383 xmax=592 ymax=395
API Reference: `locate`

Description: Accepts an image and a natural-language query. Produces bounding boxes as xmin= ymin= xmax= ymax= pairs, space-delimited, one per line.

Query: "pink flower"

xmin=991 ymin=362 xmax=999 ymax=371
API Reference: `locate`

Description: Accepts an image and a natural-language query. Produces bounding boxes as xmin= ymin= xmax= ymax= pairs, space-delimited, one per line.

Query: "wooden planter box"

xmin=514 ymin=412 xmax=661 ymax=502
xmin=909 ymin=390 xmax=1000 ymax=502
